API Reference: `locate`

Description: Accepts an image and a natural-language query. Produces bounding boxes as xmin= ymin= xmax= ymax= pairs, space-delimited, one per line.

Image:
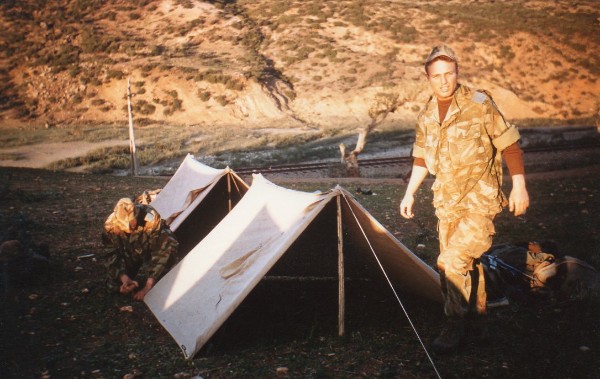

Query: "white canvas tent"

xmin=150 ymin=154 xmax=248 ymax=255
xmin=145 ymin=174 xmax=441 ymax=359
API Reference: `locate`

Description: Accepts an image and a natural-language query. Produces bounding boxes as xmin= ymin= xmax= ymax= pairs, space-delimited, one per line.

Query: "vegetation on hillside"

xmin=0 ymin=0 xmax=599 ymax=172
xmin=0 ymin=0 xmax=598 ymax=126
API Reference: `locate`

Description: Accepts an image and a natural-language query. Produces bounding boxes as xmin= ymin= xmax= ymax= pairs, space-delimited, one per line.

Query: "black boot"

xmin=432 ymin=318 xmax=465 ymax=353
xmin=467 ymin=314 xmax=489 ymax=343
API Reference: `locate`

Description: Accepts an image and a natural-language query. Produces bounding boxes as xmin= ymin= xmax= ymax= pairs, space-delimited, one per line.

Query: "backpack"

xmin=481 ymin=242 xmax=557 ymax=302
xmin=482 ymin=241 xmax=599 ymax=304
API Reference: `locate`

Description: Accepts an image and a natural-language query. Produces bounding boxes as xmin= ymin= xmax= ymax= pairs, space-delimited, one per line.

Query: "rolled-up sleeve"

xmin=413 ymin=117 xmax=426 ymax=159
xmin=492 ymin=126 xmax=520 ymax=151
xmin=412 ymin=143 xmax=425 ymax=159
xmin=487 ymin=100 xmax=521 ymax=151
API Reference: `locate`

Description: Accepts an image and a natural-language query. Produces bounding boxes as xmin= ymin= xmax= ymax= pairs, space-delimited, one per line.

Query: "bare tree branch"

xmin=339 ymin=92 xmax=403 ymax=176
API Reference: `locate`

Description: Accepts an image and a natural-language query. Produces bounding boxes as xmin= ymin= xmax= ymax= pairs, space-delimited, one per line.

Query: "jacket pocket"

xmin=449 ymin=122 xmax=487 ymax=166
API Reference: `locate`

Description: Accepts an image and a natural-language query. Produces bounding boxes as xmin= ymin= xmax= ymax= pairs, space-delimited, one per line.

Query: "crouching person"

xmin=102 ymin=197 xmax=179 ymax=301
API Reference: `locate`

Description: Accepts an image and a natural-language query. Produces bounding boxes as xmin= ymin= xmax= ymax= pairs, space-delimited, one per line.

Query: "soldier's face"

xmin=426 ymin=60 xmax=458 ymax=101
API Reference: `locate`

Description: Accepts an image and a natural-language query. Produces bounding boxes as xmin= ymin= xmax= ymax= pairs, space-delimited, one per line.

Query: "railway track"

xmin=236 ymin=139 xmax=600 ymax=177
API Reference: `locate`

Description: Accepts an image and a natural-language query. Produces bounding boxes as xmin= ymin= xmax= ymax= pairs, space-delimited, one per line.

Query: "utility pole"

xmin=126 ymin=78 xmax=139 ymax=176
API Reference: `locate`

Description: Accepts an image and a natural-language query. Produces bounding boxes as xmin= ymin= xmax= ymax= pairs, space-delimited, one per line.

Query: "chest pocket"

xmin=448 ymin=121 xmax=488 ymax=166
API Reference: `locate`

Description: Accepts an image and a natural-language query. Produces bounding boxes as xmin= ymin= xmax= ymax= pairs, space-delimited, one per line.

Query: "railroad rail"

xmin=235 ymin=139 xmax=600 ymax=176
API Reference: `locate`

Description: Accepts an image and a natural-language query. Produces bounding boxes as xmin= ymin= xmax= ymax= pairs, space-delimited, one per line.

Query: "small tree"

xmin=339 ymin=92 xmax=402 ymax=176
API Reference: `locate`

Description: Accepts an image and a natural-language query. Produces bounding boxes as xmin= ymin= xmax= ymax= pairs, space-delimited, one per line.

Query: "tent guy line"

xmin=340 ymin=189 xmax=441 ymax=379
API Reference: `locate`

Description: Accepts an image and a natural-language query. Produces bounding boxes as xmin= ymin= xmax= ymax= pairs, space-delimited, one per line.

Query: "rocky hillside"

xmin=1 ymin=0 xmax=599 ymax=130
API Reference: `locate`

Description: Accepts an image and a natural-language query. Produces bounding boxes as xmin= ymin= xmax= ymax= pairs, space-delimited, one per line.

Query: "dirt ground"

xmin=0 ymin=139 xmax=129 ymax=169
xmin=0 ymin=149 xmax=599 ymax=378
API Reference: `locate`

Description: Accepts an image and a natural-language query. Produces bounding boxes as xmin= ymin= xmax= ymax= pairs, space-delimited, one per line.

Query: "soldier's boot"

xmin=467 ymin=314 xmax=489 ymax=343
xmin=432 ymin=318 xmax=465 ymax=353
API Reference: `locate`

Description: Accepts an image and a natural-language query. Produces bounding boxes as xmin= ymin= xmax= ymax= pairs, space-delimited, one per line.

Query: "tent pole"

xmin=227 ymin=173 xmax=232 ymax=212
xmin=337 ymin=196 xmax=345 ymax=337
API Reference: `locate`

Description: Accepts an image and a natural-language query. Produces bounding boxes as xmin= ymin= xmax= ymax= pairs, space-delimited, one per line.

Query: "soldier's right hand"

xmin=399 ymin=194 xmax=415 ymax=219
xmin=120 ymin=278 xmax=139 ymax=294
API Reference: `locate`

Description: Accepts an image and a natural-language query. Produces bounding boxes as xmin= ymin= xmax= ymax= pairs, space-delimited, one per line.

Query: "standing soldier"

xmin=399 ymin=45 xmax=530 ymax=352
xmin=102 ymin=197 xmax=179 ymax=301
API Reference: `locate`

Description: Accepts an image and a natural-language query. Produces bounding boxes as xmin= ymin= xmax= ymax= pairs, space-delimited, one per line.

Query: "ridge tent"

xmin=145 ymin=174 xmax=441 ymax=359
xmin=150 ymin=154 xmax=248 ymax=256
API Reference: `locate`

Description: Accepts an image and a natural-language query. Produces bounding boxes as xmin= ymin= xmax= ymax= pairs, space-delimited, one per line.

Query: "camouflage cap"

xmin=113 ymin=197 xmax=138 ymax=231
xmin=425 ymin=45 xmax=457 ymax=66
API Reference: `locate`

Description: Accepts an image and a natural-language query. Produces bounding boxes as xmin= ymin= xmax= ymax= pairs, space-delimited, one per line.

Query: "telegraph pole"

xmin=126 ymin=78 xmax=139 ymax=176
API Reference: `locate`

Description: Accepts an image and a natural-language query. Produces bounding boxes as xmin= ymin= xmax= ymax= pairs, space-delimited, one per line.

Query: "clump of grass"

xmin=197 ymin=90 xmax=211 ymax=102
xmin=134 ymin=99 xmax=156 ymax=115
xmin=499 ymin=45 xmax=516 ymax=61
xmin=106 ymin=69 xmax=124 ymax=81
xmin=154 ymin=90 xmax=183 ymax=116
xmin=47 ymin=145 xmax=130 ymax=172
xmin=215 ymin=95 xmax=229 ymax=106
xmin=195 ymin=70 xmax=245 ymax=91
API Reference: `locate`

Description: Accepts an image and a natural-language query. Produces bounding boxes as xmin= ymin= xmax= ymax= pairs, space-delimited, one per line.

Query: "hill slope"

xmin=1 ymin=0 xmax=599 ymax=130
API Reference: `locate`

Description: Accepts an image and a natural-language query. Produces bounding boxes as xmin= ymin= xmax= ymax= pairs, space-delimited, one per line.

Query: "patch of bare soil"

xmin=1 ymin=146 xmax=599 ymax=378
xmin=0 ymin=139 xmax=127 ymax=169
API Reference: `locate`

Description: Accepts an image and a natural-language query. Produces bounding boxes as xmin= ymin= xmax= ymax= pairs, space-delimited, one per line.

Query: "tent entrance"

xmin=198 ymin=199 xmax=415 ymax=352
xmin=174 ymin=174 xmax=246 ymax=256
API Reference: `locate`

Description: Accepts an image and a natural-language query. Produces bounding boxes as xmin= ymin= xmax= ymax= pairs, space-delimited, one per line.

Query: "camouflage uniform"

xmin=413 ymin=84 xmax=520 ymax=317
xmin=102 ymin=198 xmax=179 ymax=291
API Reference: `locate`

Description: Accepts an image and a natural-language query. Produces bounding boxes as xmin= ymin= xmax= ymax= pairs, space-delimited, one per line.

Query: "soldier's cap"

xmin=114 ymin=197 xmax=138 ymax=231
xmin=425 ymin=45 xmax=457 ymax=66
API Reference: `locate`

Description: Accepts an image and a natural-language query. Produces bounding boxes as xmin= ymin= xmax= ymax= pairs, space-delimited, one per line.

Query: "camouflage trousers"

xmin=437 ymin=213 xmax=495 ymax=317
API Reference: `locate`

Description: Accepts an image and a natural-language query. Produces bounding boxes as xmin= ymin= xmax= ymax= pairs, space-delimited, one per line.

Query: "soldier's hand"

xmin=133 ymin=287 xmax=150 ymax=301
xmin=509 ymin=174 xmax=529 ymax=216
xmin=399 ymin=194 xmax=415 ymax=219
xmin=133 ymin=278 xmax=155 ymax=301
xmin=120 ymin=278 xmax=139 ymax=294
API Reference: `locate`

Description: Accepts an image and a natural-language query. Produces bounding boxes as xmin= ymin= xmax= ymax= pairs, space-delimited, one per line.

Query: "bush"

xmin=69 ymin=66 xmax=82 ymax=78
xmin=225 ymin=80 xmax=245 ymax=91
xmin=198 ymin=90 xmax=211 ymax=102
xmin=72 ymin=94 xmax=84 ymax=104
xmin=106 ymin=69 xmax=124 ymax=81
xmin=499 ymin=45 xmax=516 ymax=61
xmin=215 ymin=95 xmax=229 ymax=106
xmin=135 ymin=99 xmax=156 ymax=115
xmin=46 ymin=45 xmax=79 ymax=71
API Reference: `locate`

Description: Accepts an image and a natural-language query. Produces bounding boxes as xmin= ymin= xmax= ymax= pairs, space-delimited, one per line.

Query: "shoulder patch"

xmin=472 ymin=91 xmax=488 ymax=104
xmin=144 ymin=212 xmax=155 ymax=223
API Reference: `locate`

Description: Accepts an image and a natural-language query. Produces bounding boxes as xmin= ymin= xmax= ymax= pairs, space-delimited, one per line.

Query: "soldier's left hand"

xmin=509 ymin=177 xmax=529 ymax=216
xmin=133 ymin=278 xmax=155 ymax=301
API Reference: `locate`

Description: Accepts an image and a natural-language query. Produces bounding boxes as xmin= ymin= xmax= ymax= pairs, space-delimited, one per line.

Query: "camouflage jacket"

xmin=103 ymin=204 xmax=178 ymax=280
xmin=413 ymin=84 xmax=521 ymax=221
